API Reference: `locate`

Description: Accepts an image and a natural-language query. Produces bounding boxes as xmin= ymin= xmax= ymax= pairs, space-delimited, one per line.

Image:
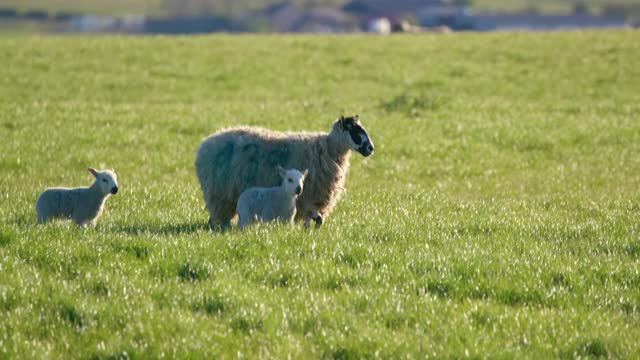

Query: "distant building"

xmin=144 ymin=16 xmax=241 ymax=34
xmin=470 ymin=13 xmax=630 ymax=31
xmin=343 ymin=0 xmax=445 ymax=17
xmin=261 ymin=2 xmax=303 ymax=32
xmin=71 ymin=16 xmax=118 ymax=32
xmin=417 ymin=6 xmax=474 ymax=30
xmin=417 ymin=6 xmax=630 ymax=31
xmin=296 ymin=8 xmax=352 ymax=33
xmin=70 ymin=15 xmax=146 ymax=33
xmin=366 ymin=17 xmax=391 ymax=34
xmin=257 ymin=2 xmax=352 ymax=33
xmin=343 ymin=0 xmax=448 ymax=33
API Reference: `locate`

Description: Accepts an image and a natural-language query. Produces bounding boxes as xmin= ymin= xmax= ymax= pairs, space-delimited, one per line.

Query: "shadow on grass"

xmin=112 ymin=222 xmax=210 ymax=235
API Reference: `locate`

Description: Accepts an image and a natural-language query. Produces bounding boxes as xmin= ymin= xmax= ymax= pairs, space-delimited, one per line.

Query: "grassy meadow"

xmin=1 ymin=31 xmax=640 ymax=358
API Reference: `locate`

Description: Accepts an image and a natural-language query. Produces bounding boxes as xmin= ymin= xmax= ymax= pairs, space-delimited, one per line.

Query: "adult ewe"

xmin=195 ymin=115 xmax=374 ymax=230
xmin=36 ymin=168 xmax=119 ymax=227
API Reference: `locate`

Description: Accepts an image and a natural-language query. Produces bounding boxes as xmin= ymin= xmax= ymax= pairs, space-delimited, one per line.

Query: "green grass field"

xmin=1 ymin=31 xmax=639 ymax=358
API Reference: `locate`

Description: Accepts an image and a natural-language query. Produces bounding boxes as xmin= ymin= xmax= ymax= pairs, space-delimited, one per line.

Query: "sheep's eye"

xmin=288 ymin=179 xmax=293 ymax=183
xmin=102 ymin=179 xmax=108 ymax=183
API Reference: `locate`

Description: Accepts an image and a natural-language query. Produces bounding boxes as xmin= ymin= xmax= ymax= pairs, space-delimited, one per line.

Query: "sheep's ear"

xmin=277 ymin=166 xmax=287 ymax=178
xmin=303 ymin=169 xmax=309 ymax=178
xmin=354 ymin=114 xmax=360 ymax=121
xmin=88 ymin=168 xmax=98 ymax=177
xmin=338 ymin=115 xmax=345 ymax=129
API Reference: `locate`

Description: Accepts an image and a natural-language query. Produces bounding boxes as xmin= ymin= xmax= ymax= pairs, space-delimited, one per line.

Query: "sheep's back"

xmin=196 ymin=127 xmax=323 ymax=193
xmin=36 ymin=187 xmax=83 ymax=218
xmin=196 ymin=126 xmax=348 ymax=220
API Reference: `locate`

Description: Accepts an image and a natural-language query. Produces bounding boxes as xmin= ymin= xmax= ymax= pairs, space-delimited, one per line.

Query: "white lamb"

xmin=36 ymin=168 xmax=119 ymax=227
xmin=236 ymin=167 xmax=308 ymax=229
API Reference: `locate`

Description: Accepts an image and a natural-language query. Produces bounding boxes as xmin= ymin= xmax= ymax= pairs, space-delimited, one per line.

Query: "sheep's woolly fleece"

xmin=195 ymin=115 xmax=374 ymax=230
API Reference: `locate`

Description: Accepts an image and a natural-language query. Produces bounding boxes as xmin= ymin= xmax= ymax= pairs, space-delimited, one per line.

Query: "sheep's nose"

xmin=295 ymin=186 xmax=302 ymax=195
xmin=360 ymin=143 xmax=374 ymax=156
xmin=111 ymin=186 xmax=119 ymax=194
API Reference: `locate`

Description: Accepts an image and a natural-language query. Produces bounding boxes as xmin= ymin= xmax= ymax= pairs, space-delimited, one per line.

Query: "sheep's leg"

xmin=208 ymin=216 xmax=231 ymax=232
xmin=305 ymin=210 xmax=323 ymax=228
xmin=204 ymin=191 xmax=235 ymax=231
xmin=208 ymin=206 xmax=233 ymax=232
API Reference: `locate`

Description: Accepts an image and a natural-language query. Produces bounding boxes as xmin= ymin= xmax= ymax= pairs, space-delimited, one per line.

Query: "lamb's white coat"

xmin=236 ymin=168 xmax=307 ymax=228
xmin=36 ymin=168 xmax=119 ymax=227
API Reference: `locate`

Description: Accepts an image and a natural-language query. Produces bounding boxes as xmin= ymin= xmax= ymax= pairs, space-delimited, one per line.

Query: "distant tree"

xmin=573 ymin=1 xmax=589 ymax=15
xmin=525 ymin=1 xmax=539 ymax=15
xmin=452 ymin=0 xmax=472 ymax=7
xmin=163 ymin=0 xmax=187 ymax=16
xmin=303 ymin=0 xmax=317 ymax=10
xmin=196 ymin=0 xmax=212 ymax=16
xmin=23 ymin=10 xmax=49 ymax=20
xmin=0 ymin=8 xmax=18 ymax=19
xmin=342 ymin=0 xmax=370 ymax=15
xmin=219 ymin=0 xmax=236 ymax=15
xmin=601 ymin=5 xmax=628 ymax=20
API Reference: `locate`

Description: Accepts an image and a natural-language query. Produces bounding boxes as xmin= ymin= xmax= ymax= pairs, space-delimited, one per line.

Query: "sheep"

xmin=236 ymin=167 xmax=308 ymax=229
xmin=195 ymin=114 xmax=374 ymax=231
xmin=36 ymin=168 xmax=119 ymax=227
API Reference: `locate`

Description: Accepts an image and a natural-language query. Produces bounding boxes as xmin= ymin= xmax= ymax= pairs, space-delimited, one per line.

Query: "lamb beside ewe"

xmin=195 ymin=115 xmax=374 ymax=231
xmin=36 ymin=168 xmax=119 ymax=227
xmin=236 ymin=167 xmax=308 ymax=228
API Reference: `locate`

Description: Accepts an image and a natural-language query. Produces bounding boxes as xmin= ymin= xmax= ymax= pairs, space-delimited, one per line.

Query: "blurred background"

xmin=0 ymin=0 xmax=638 ymax=34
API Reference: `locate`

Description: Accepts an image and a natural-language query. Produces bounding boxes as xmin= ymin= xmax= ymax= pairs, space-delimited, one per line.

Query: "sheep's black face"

xmin=340 ymin=115 xmax=374 ymax=157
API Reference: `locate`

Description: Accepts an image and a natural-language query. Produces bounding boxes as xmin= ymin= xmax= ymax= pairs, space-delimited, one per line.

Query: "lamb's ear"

xmin=88 ymin=168 xmax=98 ymax=177
xmin=303 ymin=169 xmax=309 ymax=178
xmin=277 ymin=166 xmax=287 ymax=178
xmin=354 ymin=114 xmax=360 ymax=121
xmin=338 ymin=115 xmax=345 ymax=129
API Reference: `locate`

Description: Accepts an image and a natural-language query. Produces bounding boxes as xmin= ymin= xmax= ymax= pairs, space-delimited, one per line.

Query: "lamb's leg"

xmin=237 ymin=211 xmax=251 ymax=229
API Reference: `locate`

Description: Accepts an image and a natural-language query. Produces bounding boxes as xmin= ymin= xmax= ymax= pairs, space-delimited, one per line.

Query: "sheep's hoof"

xmin=208 ymin=218 xmax=232 ymax=233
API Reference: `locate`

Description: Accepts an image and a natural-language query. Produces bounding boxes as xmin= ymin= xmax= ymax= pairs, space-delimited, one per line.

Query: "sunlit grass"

xmin=0 ymin=31 xmax=639 ymax=358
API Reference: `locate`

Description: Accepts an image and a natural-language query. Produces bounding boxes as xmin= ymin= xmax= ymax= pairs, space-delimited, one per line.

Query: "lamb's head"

xmin=330 ymin=115 xmax=375 ymax=157
xmin=89 ymin=168 xmax=119 ymax=195
xmin=278 ymin=166 xmax=308 ymax=196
